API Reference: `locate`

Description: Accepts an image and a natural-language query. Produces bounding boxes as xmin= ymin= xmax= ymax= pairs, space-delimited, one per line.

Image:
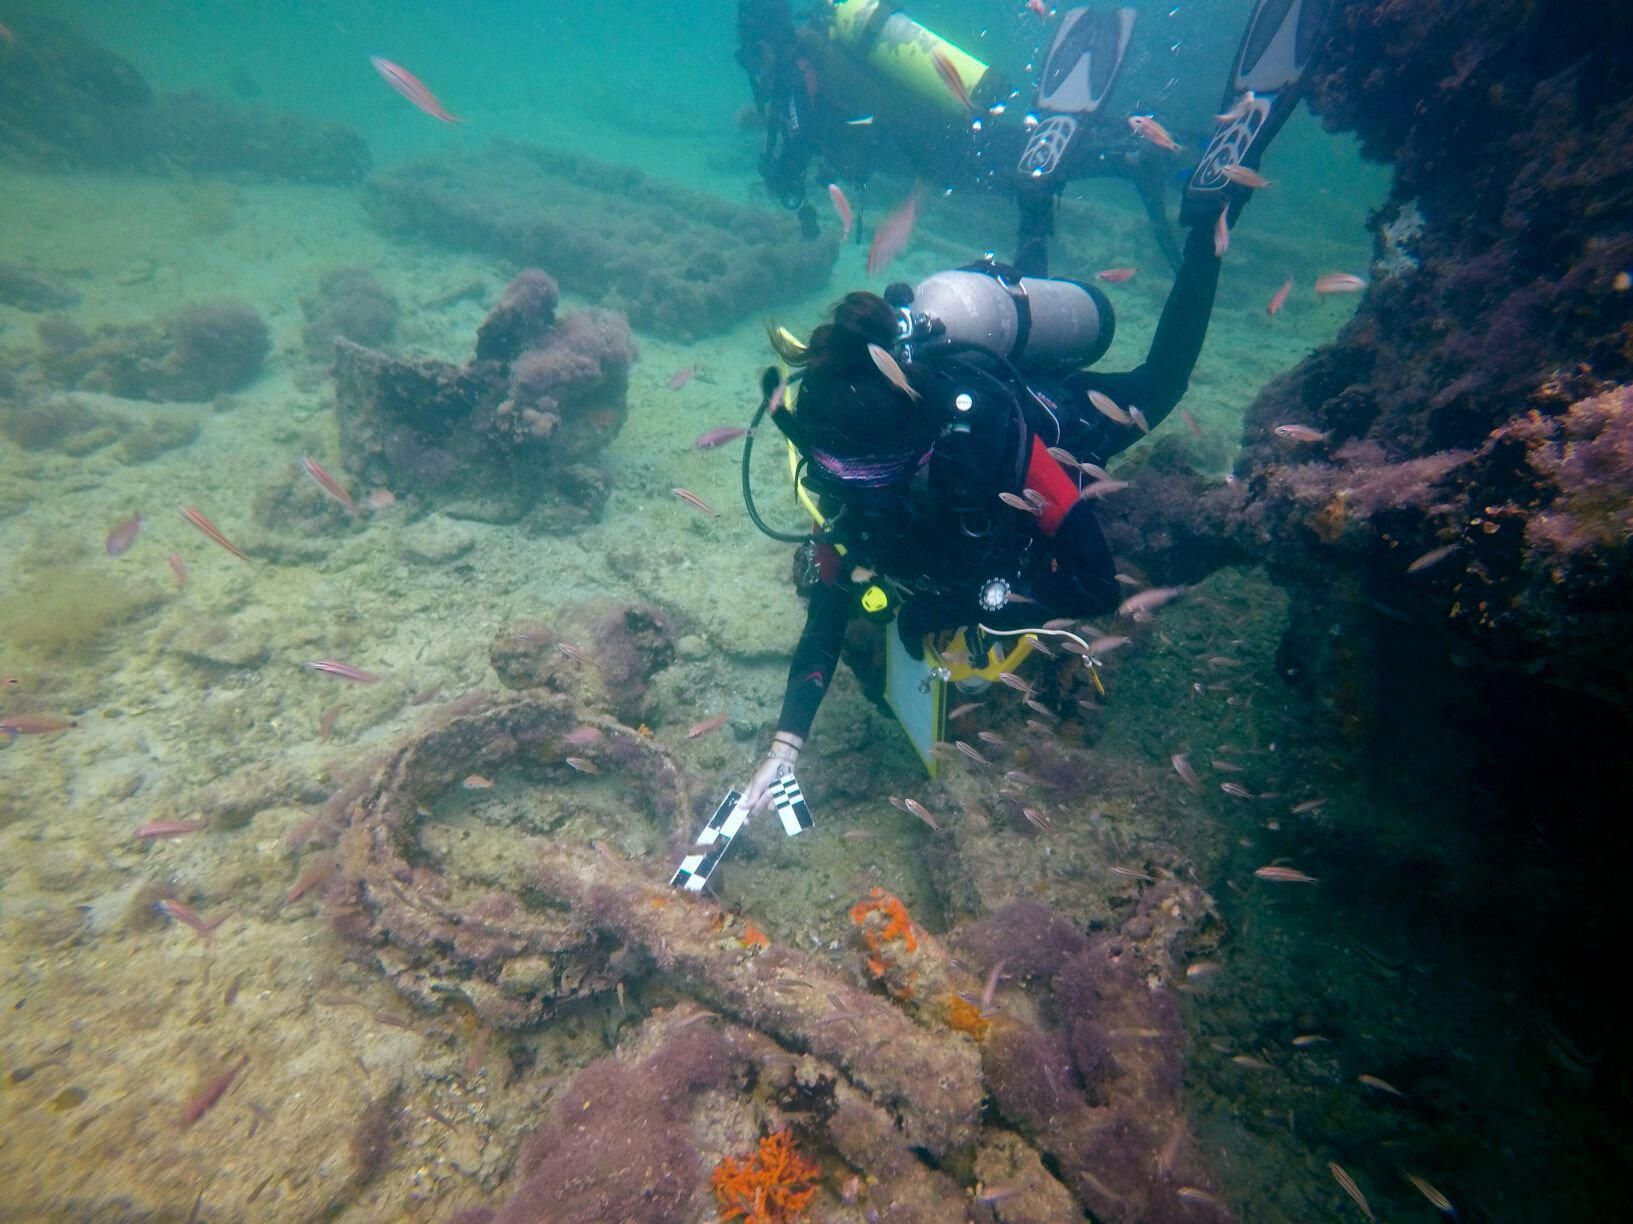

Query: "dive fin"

xmin=1181 ymin=0 xmax=1335 ymax=228
xmin=1035 ymin=6 xmax=1135 ymax=116
xmin=1019 ymin=7 xmax=1135 ymax=185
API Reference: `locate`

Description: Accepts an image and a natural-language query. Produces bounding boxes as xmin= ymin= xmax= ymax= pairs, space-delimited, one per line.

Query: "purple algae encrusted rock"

xmin=325 ymin=693 xmax=699 ymax=1027
xmin=533 ymin=849 xmax=984 ymax=1158
xmin=159 ymin=300 xmax=271 ymax=400
xmin=300 ymin=267 xmax=399 ymax=363
xmin=489 ymin=603 xmax=675 ymax=725
xmin=962 ymin=888 xmax=1223 ymax=1222
xmin=333 ymin=270 xmax=633 ymax=524
xmin=497 ymin=308 xmax=634 ymax=465
xmin=474 ymin=269 xmax=559 ymax=364
xmin=494 ymin=1016 xmax=751 ymax=1224
xmin=33 ymin=300 xmax=270 ymax=402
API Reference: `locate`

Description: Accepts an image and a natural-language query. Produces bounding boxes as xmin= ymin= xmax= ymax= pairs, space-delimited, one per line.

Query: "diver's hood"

xmin=769 ymin=363 xmax=937 ymax=493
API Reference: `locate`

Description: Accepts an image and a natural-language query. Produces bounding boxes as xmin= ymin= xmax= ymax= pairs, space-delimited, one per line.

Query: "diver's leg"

xmin=1014 ymin=177 xmax=1058 ymax=278
xmin=1130 ymin=155 xmax=1183 ymax=272
xmin=1063 ymin=223 xmax=1221 ymax=466
xmin=1180 ymin=0 xmax=1336 ymax=229
xmin=1012 ymin=7 xmax=1135 ymax=273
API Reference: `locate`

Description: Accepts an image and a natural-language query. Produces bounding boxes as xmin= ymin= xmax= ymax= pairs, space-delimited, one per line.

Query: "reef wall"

xmin=1109 ymin=1 xmax=1633 ymax=731
xmin=364 ymin=141 xmax=837 ymax=341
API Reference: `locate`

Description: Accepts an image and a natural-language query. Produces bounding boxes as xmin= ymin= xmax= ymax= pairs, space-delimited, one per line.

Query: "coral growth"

xmin=711 ymin=1130 xmax=819 ymax=1224
xmin=941 ymin=993 xmax=990 ymax=1042
xmin=711 ymin=1129 xmax=816 ymax=1224
xmin=850 ymin=887 xmax=918 ymax=989
xmin=333 ymin=269 xmax=633 ymax=525
xmin=1518 ymin=386 xmax=1633 ymax=555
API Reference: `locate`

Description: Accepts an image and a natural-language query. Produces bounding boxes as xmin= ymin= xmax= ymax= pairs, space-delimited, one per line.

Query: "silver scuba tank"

xmin=904 ymin=267 xmax=1115 ymax=371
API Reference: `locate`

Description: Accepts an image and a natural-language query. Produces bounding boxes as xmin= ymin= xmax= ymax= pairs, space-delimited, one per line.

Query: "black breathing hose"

xmin=741 ymin=376 xmax=811 ymax=544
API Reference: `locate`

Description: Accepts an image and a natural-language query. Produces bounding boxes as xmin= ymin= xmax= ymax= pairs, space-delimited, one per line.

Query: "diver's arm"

xmin=740 ymin=573 xmax=848 ymax=816
xmin=774 ymin=570 xmax=850 ymax=739
xmin=1026 ymin=502 xmax=1120 ymax=618
xmin=1065 ymin=223 xmax=1222 ymax=464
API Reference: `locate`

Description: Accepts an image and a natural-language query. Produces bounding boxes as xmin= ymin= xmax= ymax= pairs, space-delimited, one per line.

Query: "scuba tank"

xmin=823 ymin=0 xmax=1000 ymax=119
xmin=901 ymin=262 xmax=1116 ymax=372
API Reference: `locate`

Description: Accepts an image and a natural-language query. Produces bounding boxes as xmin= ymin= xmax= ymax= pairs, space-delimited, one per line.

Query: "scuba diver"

xmin=736 ymin=0 xmax=1191 ymax=270
xmin=674 ymin=0 xmax=1332 ymax=891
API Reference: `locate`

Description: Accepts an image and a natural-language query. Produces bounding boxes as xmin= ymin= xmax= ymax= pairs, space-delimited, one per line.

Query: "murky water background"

xmin=1 ymin=2 xmax=1623 ymax=1220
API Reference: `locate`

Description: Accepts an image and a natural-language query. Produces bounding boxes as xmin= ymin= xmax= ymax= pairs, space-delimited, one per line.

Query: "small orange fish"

xmin=1407 ymin=543 xmax=1459 ymax=573
xmin=868 ymin=343 xmax=920 ymax=401
xmin=1358 ymin=1073 xmax=1407 ymax=1097
xmin=1181 ymin=408 xmax=1202 ymax=436
xmin=1315 ymin=272 xmax=1368 ymax=295
xmin=1095 ymin=266 xmax=1138 ymax=283
xmin=1127 ymin=114 xmax=1180 ymax=152
xmin=930 ymin=49 xmax=974 ymax=112
xmin=868 ymin=189 xmax=921 ymax=276
xmin=902 ymin=797 xmax=940 ymax=831
xmin=1079 ymin=479 xmax=1130 ymax=500
xmin=564 ymin=756 xmax=600 ymax=774
xmin=1117 ymin=586 xmax=1183 ymax=619
xmin=1026 ymin=0 xmax=1050 ymax=17
xmin=1267 ymin=274 xmax=1294 ymax=316
xmin=1273 ymin=423 xmax=1330 ymax=443
xmin=370 ymin=56 xmax=458 ymax=124
xmin=671 ymin=487 xmax=717 ymax=517
xmin=827 ymin=182 xmax=853 ymax=241
xmin=1088 ymin=389 xmax=1132 ymax=426
xmin=1219 ymin=163 xmax=1272 ymax=190
xmin=1 ymin=714 xmax=77 ymax=740
xmin=1215 ymin=90 xmax=1256 ymax=122
xmin=1254 ymin=864 xmax=1318 ymax=883
xmin=181 ymin=506 xmax=250 ymax=562
xmin=1329 ymin=1163 xmax=1375 ymax=1221
xmin=463 ymin=774 xmax=494 ymax=790
xmin=684 ymin=711 xmax=728 ymax=740
xmin=301 ymin=456 xmax=355 ymax=514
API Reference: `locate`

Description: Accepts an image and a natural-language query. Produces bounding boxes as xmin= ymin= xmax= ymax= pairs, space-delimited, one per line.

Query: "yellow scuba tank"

xmin=823 ymin=0 xmax=995 ymax=119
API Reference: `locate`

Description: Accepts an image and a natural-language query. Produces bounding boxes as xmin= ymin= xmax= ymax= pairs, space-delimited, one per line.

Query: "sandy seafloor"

xmin=2 ymin=96 xmax=1582 ymax=1222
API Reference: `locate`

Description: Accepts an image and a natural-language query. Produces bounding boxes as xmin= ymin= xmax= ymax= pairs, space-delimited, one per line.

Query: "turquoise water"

xmin=2 ymin=2 xmax=1614 ymax=1221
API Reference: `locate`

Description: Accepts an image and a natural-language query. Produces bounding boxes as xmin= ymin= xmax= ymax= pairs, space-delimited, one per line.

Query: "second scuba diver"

xmin=709 ymin=0 xmax=1335 ymax=867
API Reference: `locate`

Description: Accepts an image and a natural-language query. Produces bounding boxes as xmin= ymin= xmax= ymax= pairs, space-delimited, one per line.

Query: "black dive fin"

xmin=1035 ymin=6 xmax=1135 ymax=116
xmin=1181 ymin=0 xmax=1335 ymax=228
xmin=1017 ymin=7 xmax=1135 ymax=184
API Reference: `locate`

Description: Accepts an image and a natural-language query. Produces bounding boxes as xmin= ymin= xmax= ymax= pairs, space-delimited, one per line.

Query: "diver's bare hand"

xmin=740 ymin=732 xmax=803 ymax=817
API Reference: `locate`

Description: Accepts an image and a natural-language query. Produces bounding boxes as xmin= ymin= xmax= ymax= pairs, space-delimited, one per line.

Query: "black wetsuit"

xmin=775 ymin=223 xmax=1220 ymax=739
